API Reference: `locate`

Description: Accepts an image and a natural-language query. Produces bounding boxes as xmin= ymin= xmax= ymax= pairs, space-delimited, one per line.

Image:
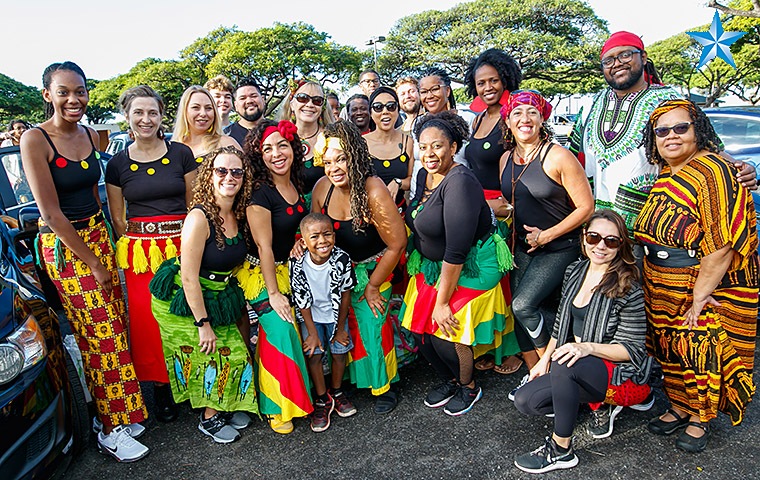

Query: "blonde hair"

xmin=204 ymin=75 xmax=234 ymax=94
xmin=173 ymin=86 xmax=224 ymax=153
xmin=278 ymin=80 xmax=335 ymax=126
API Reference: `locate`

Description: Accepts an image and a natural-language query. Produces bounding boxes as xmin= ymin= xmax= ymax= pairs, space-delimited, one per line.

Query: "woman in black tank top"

xmin=21 ymin=62 xmax=150 ymax=461
xmin=498 ymin=90 xmax=594 ymax=376
xmin=311 ymin=120 xmax=406 ymax=412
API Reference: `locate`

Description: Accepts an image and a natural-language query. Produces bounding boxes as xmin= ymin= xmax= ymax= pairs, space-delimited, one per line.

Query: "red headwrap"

xmin=601 ymin=31 xmax=645 ymax=58
xmin=261 ymin=120 xmax=299 ymax=146
xmin=500 ymin=90 xmax=552 ymax=121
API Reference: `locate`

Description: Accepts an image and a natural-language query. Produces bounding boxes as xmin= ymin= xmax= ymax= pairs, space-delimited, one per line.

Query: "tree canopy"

xmin=375 ymin=0 xmax=609 ymax=98
xmin=0 ymin=73 xmax=44 ymax=125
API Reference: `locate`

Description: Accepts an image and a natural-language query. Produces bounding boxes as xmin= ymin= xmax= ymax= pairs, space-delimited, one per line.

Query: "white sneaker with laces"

xmin=92 ymin=416 xmax=146 ymax=438
xmin=508 ymin=373 xmax=530 ymax=402
xmin=97 ymin=425 xmax=150 ymax=462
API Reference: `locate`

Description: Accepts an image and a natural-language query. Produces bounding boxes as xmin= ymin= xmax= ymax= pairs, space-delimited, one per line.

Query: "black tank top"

xmin=501 ymin=143 xmax=580 ymax=252
xmin=322 ymin=184 xmax=386 ymax=261
xmin=370 ymin=135 xmax=410 ymax=185
xmin=193 ymin=206 xmax=247 ymax=272
xmin=38 ymin=127 xmax=101 ymax=220
xmin=465 ymin=115 xmax=505 ymax=191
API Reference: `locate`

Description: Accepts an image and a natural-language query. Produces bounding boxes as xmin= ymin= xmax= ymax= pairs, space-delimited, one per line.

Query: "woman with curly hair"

xmin=279 ymin=79 xmax=335 ymax=199
xmin=173 ymin=85 xmax=240 ymax=158
xmin=310 ymin=120 xmax=407 ymax=415
xmin=499 ymin=90 xmax=594 ymax=401
xmin=634 ymin=99 xmax=758 ymax=453
xmin=400 ymin=111 xmax=515 ymax=416
xmin=106 ymin=85 xmax=197 ymax=423
xmin=235 ymin=119 xmax=312 ymax=435
xmin=149 ymin=145 xmax=255 ymax=444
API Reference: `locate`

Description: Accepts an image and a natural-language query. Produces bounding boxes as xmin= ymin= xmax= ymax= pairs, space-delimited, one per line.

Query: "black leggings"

xmin=413 ymin=333 xmax=474 ymax=385
xmin=513 ymin=356 xmax=608 ymax=438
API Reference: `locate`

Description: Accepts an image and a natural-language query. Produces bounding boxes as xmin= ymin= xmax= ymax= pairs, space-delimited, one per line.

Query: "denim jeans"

xmin=510 ymin=245 xmax=580 ymax=350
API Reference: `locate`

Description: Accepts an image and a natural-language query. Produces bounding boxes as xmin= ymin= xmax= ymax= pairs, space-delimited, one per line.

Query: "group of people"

xmin=15 ymin=28 xmax=756 ymax=474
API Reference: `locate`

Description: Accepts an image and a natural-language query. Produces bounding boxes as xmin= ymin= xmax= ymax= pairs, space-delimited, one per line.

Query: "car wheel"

xmin=63 ymin=347 xmax=90 ymax=455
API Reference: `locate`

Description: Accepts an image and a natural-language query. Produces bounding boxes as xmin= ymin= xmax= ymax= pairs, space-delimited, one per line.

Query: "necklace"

xmin=300 ymin=126 xmax=320 ymax=141
xmin=509 ymin=140 xmax=546 ymax=248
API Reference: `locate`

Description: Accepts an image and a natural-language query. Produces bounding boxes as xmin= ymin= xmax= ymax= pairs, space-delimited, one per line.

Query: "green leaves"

xmin=0 ymin=73 xmax=44 ymax=124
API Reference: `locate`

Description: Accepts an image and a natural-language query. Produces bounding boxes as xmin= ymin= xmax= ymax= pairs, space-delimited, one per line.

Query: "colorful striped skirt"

xmin=115 ymin=214 xmax=184 ymax=383
xmin=38 ymin=212 xmax=147 ymax=427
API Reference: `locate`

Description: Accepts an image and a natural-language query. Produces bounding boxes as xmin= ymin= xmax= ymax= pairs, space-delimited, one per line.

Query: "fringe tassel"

xmin=132 ymin=239 xmax=149 ymax=274
xmin=407 ymin=249 xmax=421 ymax=276
xmin=493 ymin=233 xmax=513 ymax=272
xmin=149 ymin=259 xmax=181 ymax=299
xmin=165 ymin=237 xmax=178 ymax=259
xmin=234 ymin=263 xmax=266 ymax=300
xmin=115 ymin=236 xmax=130 ymax=269
xmin=103 ymin=218 xmax=117 ymax=251
xmin=53 ymin=237 xmax=66 ymax=270
xmin=354 ymin=262 xmax=370 ymax=294
xmin=276 ymin=264 xmax=291 ymax=295
xmin=420 ymin=258 xmax=441 ymax=286
xmin=149 ymin=239 xmax=165 ymax=273
xmin=462 ymin=247 xmax=480 ymax=278
xmin=169 ymin=287 xmax=193 ymax=317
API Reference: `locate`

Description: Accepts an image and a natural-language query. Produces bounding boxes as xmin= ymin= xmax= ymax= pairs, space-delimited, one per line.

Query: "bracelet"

xmin=535 ymin=230 xmax=542 ymax=245
xmin=193 ymin=317 xmax=210 ymax=327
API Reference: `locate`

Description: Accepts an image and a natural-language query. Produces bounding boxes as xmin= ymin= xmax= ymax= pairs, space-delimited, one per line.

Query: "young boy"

xmin=290 ymin=213 xmax=358 ymax=432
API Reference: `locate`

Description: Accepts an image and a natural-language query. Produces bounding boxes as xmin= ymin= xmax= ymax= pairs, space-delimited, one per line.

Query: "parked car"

xmin=704 ymin=106 xmax=760 ymax=166
xmin=549 ymin=115 xmax=575 ymax=146
xmin=106 ymin=131 xmax=172 ymax=157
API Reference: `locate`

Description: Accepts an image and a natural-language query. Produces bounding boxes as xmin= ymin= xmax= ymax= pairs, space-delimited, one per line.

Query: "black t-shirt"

xmin=249 ymin=183 xmax=307 ymax=262
xmin=302 ymin=158 xmax=325 ymax=194
xmin=193 ymin=206 xmax=247 ymax=273
xmin=225 ymin=122 xmax=250 ymax=147
xmin=105 ymin=141 xmax=197 ymax=218
xmin=38 ymin=127 xmax=101 ymax=220
xmin=464 ymin=117 xmax=505 ymax=191
xmin=407 ymin=166 xmax=492 ymax=264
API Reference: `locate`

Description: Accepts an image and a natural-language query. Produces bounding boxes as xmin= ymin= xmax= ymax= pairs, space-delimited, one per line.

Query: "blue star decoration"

xmin=688 ymin=10 xmax=746 ymax=69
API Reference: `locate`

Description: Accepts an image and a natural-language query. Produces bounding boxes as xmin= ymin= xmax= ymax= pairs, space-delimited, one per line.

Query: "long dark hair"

xmin=42 ymin=61 xmax=87 ymax=119
xmin=243 ymin=119 xmax=305 ymax=194
xmin=581 ymin=209 xmax=639 ymax=298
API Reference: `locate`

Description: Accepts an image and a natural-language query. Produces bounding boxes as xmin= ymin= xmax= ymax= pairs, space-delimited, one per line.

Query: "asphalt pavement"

xmin=64 ymin=344 xmax=759 ymax=480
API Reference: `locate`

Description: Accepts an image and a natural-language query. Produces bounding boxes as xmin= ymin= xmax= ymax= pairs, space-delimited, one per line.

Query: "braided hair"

xmin=420 ymin=67 xmax=457 ymax=111
xmin=42 ymin=61 xmax=87 ymax=119
xmin=322 ymin=120 xmax=376 ymax=233
xmin=414 ymin=110 xmax=470 ymax=153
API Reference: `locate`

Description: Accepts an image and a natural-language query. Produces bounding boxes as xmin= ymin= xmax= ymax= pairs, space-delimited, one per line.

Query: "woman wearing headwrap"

xmin=635 ymin=99 xmax=758 ymax=453
xmin=499 ymin=90 xmax=594 ymax=400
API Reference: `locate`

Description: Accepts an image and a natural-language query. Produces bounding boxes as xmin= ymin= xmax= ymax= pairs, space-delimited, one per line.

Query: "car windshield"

xmin=0 ymin=148 xmax=33 ymax=205
xmin=709 ymin=115 xmax=760 ymax=151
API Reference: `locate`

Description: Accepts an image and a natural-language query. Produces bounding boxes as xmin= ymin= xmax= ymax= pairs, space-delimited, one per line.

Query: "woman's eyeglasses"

xmin=419 ymin=84 xmax=446 ymax=96
xmin=371 ymin=101 xmax=398 ymax=113
xmin=294 ymin=93 xmax=325 ymax=107
xmin=653 ymin=122 xmax=693 ymax=138
xmin=214 ymin=167 xmax=244 ymax=179
xmin=584 ymin=231 xmax=622 ymax=249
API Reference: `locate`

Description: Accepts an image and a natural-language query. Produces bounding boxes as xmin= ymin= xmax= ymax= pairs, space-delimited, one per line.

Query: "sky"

xmin=4 ymin=0 xmax=718 ymax=88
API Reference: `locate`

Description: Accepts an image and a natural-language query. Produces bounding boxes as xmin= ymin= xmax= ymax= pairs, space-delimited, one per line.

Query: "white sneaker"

xmin=629 ymin=392 xmax=655 ymax=411
xmin=97 ymin=425 xmax=150 ymax=462
xmin=508 ymin=374 xmax=530 ymax=402
xmin=92 ymin=416 xmax=146 ymax=438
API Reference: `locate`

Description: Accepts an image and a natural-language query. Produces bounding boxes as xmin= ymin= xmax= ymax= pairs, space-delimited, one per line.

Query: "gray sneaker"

xmin=199 ymin=412 xmax=240 ymax=443
xmin=515 ymin=436 xmax=578 ymax=474
xmin=587 ymin=404 xmax=623 ymax=439
xmin=92 ymin=416 xmax=146 ymax=439
xmin=221 ymin=411 xmax=252 ymax=430
xmin=97 ymin=425 xmax=150 ymax=463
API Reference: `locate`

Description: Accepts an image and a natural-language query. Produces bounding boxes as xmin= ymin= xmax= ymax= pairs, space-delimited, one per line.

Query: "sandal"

xmin=474 ymin=357 xmax=495 ymax=371
xmin=647 ymin=408 xmax=689 ymax=436
xmin=374 ymin=390 xmax=398 ymax=415
xmin=675 ymin=422 xmax=709 ymax=453
xmin=493 ymin=355 xmax=524 ymax=375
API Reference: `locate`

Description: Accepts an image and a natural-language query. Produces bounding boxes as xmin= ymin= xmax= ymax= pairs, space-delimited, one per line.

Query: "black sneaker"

xmin=629 ymin=392 xmax=655 ymax=411
xmin=508 ymin=373 xmax=530 ymax=402
xmin=424 ymin=380 xmax=458 ymax=408
xmin=198 ymin=412 xmax=240 ymax=444
xmin=443 ymin=385 xmax=482 ymax=416
xmin=587 ymin=404 xmax=623 ymax=439
xmin=514 ymin=436 xmax=579 ymax=474
xmin=311 ymin=394 xmax=335 ymax=433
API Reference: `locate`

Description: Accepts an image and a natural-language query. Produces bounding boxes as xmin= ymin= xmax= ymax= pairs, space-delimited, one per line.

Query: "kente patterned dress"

xmin=321 ymin=184 xmax=399 ymax=396
xmin=106 ymin=140 xmax=198 ymax=383
xmin=34 ymin=127 xmax=147 ymax=427
xmin=234 ymin=183 xmax=313 ymax=422
xmin=149 ymin=208 xmax=256 ymax=414
xmin=634 ymin=153 xmax=758 ymax=425
xmin=400 ymin=166 xmax=519 ymax=360
xmin=570 ymin=85 xmax=680 ymax=233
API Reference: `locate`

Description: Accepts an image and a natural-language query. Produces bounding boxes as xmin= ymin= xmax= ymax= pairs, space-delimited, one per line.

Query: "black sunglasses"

xmin=371 ymin=101 xmax=398 ymax=113
xmin=294 ymin=93 xmax=325 ymax=107
xmin=214 ymin=167 xmax=244 ymax=179
xmin=653 ymin=122 xmax=693 ymax=138
xmin=584 ymin=231 xmax=622 ymax=249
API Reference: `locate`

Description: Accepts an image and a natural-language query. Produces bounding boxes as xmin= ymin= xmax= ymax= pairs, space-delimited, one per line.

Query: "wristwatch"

xmin=393 ymin=178 xmax=402 ymax=186
xmin=193 ymin=317 xmax=210 ymax=327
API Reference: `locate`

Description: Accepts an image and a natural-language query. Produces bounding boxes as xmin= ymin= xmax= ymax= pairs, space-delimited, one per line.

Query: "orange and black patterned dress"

xmin=634 ymin=153 xmax=758 ymax=425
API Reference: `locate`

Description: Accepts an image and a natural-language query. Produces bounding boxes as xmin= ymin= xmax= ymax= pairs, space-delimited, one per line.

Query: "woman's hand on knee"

xmin=529 ymin=357 xmax=550 ymax=381
xmin=551 ymin=343 xmax=591 ymax=367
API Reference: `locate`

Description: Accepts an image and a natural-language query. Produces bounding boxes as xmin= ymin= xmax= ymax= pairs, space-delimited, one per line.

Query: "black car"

xmin=0 ymin=145 xmax=96 ymax=479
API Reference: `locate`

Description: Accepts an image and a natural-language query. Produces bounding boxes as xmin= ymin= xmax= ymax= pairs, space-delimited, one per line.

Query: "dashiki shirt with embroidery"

xmin=579 ymin=85 xmax=679 ymax=232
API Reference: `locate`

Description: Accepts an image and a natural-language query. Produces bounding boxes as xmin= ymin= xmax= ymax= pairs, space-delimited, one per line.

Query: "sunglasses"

xmin=653 ymin=122 xmax=693 ymax=138
xmin=214 ymin=167 xmax=244 ymax=179
xmin=584 ymin=231 xmax=622 ymax=249
xmin=371 ymin=101 xmax=398 ymax=113
xmin=601 ymin=49 xmax=641 ymax=68
xmin=294 ymin=93 xmax=325 ymax=107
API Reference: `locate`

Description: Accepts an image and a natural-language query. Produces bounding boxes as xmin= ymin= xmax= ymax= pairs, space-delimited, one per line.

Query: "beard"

xmin=401 ymin=101 xmax=420 ymax=115
xmin=605 ymin=62 xmax=644 ymax=92
xmin=241 ymin=108 xmax=263 ymax=122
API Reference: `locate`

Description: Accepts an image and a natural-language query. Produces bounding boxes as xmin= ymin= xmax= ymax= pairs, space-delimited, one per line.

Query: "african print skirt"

xmin=38 ymin=213 xmax=147 ymax=427
xmin=238 ymin=263 xmax=313 ymax=422
xmin=400 ymin=235 xmax=519 ymax=362
xmin=348 ymin=255 xmax=399 ymax=396
xmin=149 ymin=263 xmax=257 ymax=413
xmin=115 ymin=214 xmax=184 ymax=383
